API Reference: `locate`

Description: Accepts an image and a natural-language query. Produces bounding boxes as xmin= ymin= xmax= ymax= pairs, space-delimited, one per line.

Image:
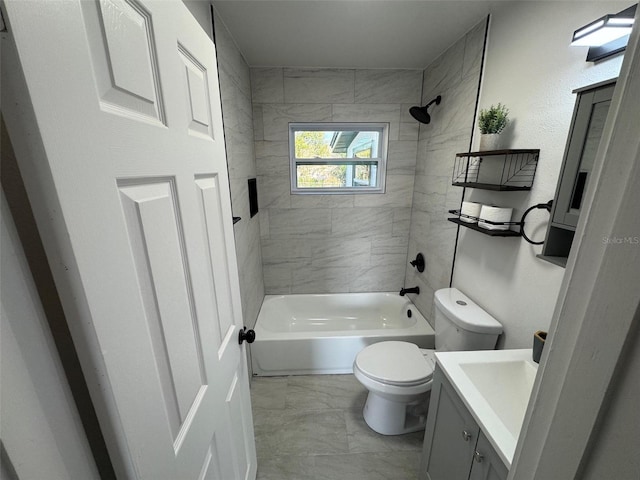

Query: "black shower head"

xmin=409 ymin=106 xmax=431 ymax=124
xmin=409 ymin=95 xmax=442 ymax=124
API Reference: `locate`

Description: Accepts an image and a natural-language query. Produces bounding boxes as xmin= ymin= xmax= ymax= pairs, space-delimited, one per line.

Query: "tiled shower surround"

xmin=214 ymin=13 xmax=265 ymax=328
xmin=404 ymin=20 xmax=486 ymax=319
xmin=216 ymin=12 xmax=486 ymax=323
xmin=252 ymin=68 xmax=423 ymax=294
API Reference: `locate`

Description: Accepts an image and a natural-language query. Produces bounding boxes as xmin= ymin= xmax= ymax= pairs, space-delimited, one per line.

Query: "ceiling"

xmin=212 ymin=1 xmax=496 ymax=69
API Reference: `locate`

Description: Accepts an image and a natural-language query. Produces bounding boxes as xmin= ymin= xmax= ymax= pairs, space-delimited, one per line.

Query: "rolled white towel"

xmin=478 ymin=205 xmax=513 ymax=230
xmin=460 ymin=201 xmax=483 ymax=223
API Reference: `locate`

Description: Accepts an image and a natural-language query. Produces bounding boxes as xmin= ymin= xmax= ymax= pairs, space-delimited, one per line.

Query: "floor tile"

xmin=256 ymin=452 xmax=421 ymax=480
xmin=345 ymin=408 xmax=425 ymax=454
xmin=250 ymin=374 xmax=424 ymax=479
xmin=251 ymin=376 xmax=287 ymax=411
xmin=285 ymin=374 xmax=367 ymax=411
xmin=254 ymin=409 xmax=348 ymax=457
xmin=256 ymin=455 xmax=317 ymax=480
xmin=312 ymin=451 xmax=422 ymax=480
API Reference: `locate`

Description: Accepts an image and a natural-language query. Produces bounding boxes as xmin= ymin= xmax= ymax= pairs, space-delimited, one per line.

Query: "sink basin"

xmin=460 ymin=360 xmax=537 ymax=438
xmin=434 ymin=349 xmax=538 ymax=468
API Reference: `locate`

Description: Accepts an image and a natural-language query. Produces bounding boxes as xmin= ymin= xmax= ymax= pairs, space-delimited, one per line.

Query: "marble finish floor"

xmin=250 ymin=374 xmax=424 ymax=479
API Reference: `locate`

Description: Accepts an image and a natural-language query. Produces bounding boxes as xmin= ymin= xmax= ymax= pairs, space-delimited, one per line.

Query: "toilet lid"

xmin=355 ymin=341 xmax=434 ymax=386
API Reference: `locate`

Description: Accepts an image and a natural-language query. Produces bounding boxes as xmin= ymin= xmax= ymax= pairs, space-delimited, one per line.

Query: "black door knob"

xmin=238 ymin=326 xmax=256 ymax=345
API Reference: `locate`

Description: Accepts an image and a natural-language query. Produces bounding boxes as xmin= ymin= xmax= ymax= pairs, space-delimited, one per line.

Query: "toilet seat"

xmin=353 ymin=341 xmax=436 ymax=435
xmin=354 ymin=341 xmax=435 ymax=387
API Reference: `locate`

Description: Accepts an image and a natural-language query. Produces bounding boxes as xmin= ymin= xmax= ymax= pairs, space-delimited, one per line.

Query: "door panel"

xmin=2 ymin=1 xmax=256 ymax=478
xmin=195 ymin=175 xmax=237 ymax=347
xmin=118 ymin=179 xmax=207 ymax=440
xmin=199 ymin=433 xmax=225 ymax=480
xmin=81 ymin=0 xmax=166 ymax=124
xmin=226 ymin=366 xmax=255 ymax=480
xmin=179 ymin=46 xmax=215 ymax=139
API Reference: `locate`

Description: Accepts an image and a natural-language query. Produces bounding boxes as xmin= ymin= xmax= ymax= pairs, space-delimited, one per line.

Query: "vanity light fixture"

xmin=571 ymin=4 xmax=637 ymax=62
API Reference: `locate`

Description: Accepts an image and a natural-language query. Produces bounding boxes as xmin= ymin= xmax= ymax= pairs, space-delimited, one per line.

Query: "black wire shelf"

xmin=453 ymin=149 xmax=540 ymax=190
xmin=448 ymin=210 xmax=522 ymax=237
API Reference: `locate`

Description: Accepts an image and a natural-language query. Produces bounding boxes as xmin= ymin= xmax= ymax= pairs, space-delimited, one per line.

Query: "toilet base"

xmin=362 ymin=390 xmax=431 ymax=435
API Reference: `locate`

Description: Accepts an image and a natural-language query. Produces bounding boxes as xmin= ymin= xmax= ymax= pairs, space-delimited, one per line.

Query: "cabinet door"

xmin=421 ymin=367 xmax=480 ymax=480
xmin=553 ymin=83 xmax=614 ymax=227
xmin=468 ymin=432 xmax=509 ymax=480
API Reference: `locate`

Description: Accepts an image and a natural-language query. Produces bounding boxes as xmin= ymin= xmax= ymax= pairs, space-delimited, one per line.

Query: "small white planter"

xmin=479 ymin=133 xmax=501 ymax=151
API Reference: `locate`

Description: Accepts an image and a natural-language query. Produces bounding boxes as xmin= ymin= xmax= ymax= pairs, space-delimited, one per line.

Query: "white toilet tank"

xmin=434 ymin=288 xmax=503 ymax=351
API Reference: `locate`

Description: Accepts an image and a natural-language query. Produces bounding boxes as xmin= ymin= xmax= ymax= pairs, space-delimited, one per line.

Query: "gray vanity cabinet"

xmin=420 ymin=366 xmax=507 ymax=480
xmin=468 ymin=432 xmax=509 ymax=480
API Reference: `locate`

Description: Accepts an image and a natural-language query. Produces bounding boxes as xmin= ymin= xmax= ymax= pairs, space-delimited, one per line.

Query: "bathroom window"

xmin=289 ymin=123 xmax=388 ymax=194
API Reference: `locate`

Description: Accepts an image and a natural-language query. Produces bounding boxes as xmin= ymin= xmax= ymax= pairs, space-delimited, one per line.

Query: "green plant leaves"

xmin=478 ymin=103 xmax=509 ymax=134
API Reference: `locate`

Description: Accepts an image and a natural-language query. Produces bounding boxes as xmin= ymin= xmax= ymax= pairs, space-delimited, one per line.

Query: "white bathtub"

xmin=251 ymin=292 xmax=435 ymax=376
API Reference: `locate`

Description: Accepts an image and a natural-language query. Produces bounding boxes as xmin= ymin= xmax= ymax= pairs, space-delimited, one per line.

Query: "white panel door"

xmin=2 ymin=1 xmax=256 ymax=478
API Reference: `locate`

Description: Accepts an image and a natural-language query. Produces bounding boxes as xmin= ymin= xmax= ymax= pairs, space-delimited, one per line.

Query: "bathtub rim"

xmin=250 ymin=292 xmax=435 ymax=376
xmin=253 ymin=292 xmax=433 ymax=340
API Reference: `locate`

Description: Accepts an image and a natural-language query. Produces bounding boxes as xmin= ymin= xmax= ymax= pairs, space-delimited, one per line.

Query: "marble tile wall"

xmin=403 ymin=20 xmax=487 ymax=322
xmin=252 ymin=67 xmax=423 ymax=294
xmin=214 ymin=12 xmax=265 ymax=328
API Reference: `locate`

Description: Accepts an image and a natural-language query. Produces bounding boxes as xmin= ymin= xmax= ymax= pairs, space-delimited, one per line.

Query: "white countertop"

xmin=435 ymin=349 xmax=538 ymax=468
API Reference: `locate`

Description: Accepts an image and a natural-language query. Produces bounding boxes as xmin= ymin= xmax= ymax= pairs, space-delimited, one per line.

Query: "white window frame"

xmin=289 ymin=122 xmax=389 ymax=194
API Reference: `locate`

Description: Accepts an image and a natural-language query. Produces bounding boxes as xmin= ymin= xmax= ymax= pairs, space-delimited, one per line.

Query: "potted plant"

xmin=478 ymin=103 xmax=509 ymax=151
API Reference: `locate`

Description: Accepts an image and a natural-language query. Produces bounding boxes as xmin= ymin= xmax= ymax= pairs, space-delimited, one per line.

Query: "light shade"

xmin=571 ymin=4 xmax=637 ymax=62
xmin=571 ymin=14 xmax=634 ymax=46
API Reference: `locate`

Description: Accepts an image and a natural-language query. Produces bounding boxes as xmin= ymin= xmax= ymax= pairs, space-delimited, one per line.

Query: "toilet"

xmin=353 ymin=287 xmax=503 ymax=435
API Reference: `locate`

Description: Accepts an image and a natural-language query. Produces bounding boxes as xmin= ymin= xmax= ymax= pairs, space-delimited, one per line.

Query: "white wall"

xmin=453 ymin=1 xmax=626 ymax=348
xmin=1 ymin=192 xmax=100 ymax=480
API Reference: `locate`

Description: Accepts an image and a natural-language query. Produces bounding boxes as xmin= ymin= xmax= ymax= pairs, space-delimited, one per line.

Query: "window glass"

xmin=289 ymin=124 xmax=388 ymax=194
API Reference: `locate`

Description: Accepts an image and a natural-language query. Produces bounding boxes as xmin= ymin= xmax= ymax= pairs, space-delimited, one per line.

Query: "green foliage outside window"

xmin=295 ymin=131 xmax=347 ymax=187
